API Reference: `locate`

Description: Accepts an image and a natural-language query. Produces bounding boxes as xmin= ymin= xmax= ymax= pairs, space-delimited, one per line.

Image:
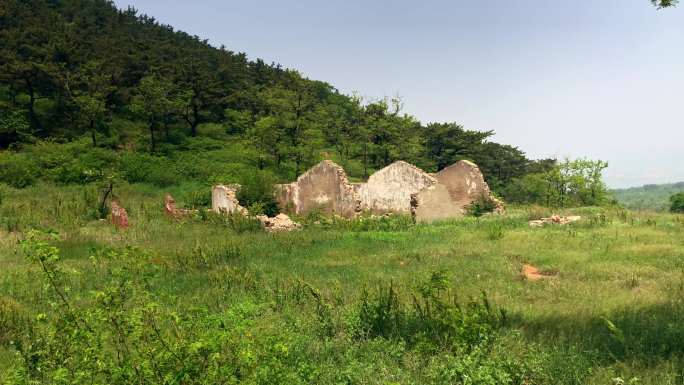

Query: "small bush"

xmin=119 ymin=152 xmax=178 ymax=187
xmin=0 ymin=152 xmax=37 ymax=188
xmin=466 ymin=194 xmax=499 ymax=217
xmin=237 ymin=171 xmax=279 ymax=217
xmin=671 ymin=192 xmax=684 ymax=213
xmin=357 ymin=272 xmax=504 ymax=354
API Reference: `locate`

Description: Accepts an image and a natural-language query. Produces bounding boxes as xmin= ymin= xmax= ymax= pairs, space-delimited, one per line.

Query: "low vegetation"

xmin=671 ymin=192 xmax=684 ymax=213
xmin=1 ymin=182 xmax=684 ymax=384
xmin=612 ymin=182 xmax=684 ymax=211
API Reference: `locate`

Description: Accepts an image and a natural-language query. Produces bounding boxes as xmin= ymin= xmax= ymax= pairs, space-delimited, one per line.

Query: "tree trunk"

xmin=363 ymin=142 xmax=368 ymax=178
xmin=190 ymin=103 xmax=199 ymax=137
xmin=90 ymin=120 xmax=97 ymax=147
xmin=149 ymin=121 xmax=156 ymax=153
xmin=293 ymin=93 xmax=302 ymax=175
xmin=25 ymin=78 xmax=42 ymax=133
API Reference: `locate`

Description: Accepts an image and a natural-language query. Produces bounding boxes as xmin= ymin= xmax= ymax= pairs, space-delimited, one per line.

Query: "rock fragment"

xmin=256 ymin=213 xmax=302 ymax=232
xmin=164 ymin=194 xmax=196 ymax=219
xmin=529 ymin=215 xmax=582 ymax=227
xmin=110 ymin=200 xmax=129 ymax=229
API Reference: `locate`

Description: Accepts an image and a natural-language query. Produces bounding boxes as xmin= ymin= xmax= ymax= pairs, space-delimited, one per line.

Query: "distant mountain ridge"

xmin=612 ymin=182 xmax=684 ymax=211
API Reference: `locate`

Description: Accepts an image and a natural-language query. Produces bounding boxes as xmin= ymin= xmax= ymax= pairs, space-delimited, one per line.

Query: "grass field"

xmin=1 ymin=183 xmax=684 ymax=384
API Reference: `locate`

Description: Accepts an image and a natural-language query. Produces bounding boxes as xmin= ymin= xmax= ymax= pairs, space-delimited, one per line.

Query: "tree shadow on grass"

xmin=508 ymin=299 xmax=684 ymax=366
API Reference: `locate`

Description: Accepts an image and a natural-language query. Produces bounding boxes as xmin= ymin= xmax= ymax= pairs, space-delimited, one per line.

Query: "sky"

xmin=113 ymin=0 xmax=684 ymax=188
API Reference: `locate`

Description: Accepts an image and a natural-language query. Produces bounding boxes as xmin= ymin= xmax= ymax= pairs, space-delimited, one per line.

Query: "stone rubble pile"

xmin=256 ymin=213 xmax=302 ymax=232
xmin=528 ymin=215 xmax=582 ymax=227
xmin=164 ymin=194 xmax=196 ymax=219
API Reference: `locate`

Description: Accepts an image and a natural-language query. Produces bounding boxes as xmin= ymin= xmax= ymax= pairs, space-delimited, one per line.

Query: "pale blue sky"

xmin=114 ymin=0 xmax=683 ymax=187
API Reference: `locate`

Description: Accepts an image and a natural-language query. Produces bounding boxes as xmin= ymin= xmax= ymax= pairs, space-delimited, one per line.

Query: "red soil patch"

xmin=521 ymin=264 xmax=556 ymax=281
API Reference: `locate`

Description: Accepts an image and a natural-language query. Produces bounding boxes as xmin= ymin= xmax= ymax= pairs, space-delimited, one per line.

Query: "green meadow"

xmin=2 ymin=183 xmax=684 ymax=384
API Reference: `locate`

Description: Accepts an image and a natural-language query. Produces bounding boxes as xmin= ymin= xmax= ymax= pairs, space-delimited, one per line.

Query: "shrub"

xmin=671 ymin=192 xmax=684 ymax=213
xmin=0 ymin=152 xmax=37 ymax=188
xmin=503 ymin=159 xmax=609 ymax=208
xmin=119 ymin=152 xmax=178 ymax=187
xmin=466 ymin=194 xmax=499 ymax=217
xmin=237 ymin=171 xmax=279 ymax=216
xmin=357 ymin=271 xmax=504 ymax=354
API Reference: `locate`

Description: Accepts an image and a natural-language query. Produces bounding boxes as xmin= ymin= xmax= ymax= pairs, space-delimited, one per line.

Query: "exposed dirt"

xmin=521 ymin=264 xmax=557 ymax=281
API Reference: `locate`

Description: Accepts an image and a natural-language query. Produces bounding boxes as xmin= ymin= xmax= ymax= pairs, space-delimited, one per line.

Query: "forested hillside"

xmin=0 ymin=0 xmax=558 ymax=196
xmin=612 ymin=182 xmax=684 ymax=211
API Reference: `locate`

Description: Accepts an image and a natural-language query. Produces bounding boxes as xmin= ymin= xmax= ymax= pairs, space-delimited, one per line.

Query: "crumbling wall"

xmin=357 ymin=161 xmax=436 ymax=214
xmin=275 ymin=160 xmax=360 ymax=218
xmin=212 ymin=184 xmax=248 ymax=215
xmin=413 ymin=160 xmax=502 ymax=223
xmin=274 ymin=159 xmax=502 ymax=221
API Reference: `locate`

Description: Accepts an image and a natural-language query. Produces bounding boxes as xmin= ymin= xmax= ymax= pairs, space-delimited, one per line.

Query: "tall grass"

xmin=1 ymin=183 xmax=684 ymax=383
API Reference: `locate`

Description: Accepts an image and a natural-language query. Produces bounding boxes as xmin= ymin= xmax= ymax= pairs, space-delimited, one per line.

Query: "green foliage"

xmin=0 ymin=296 xmax=27 ymax=347
xmin=670 ymin=192 xmax=684 ymax=213
xmin=503 ymin=159 xmax=609 ymax=208
xmin=0 ymin=0 xmax=550 ymax=192
xmin=652 ymin=0 xmax=678 ymax=8
xmin=0 ymin=152 xmax=37 ymax=188
xmin=357 ymin=273 xmax=504 ymax=353
xmin=119 ymin=152 xmax=178 ymax=187
xmin=0 ymin=109 xmax=31 ymax=147
xmin=307 ymin=213 xmax=416 ymax=232
xmin=236 ymin=171 xmax=279 ymax=216
xmin=466 ymin=194 xmax=500 ymax=217
xmin=3 ymin=185 xmax=684 ymax=383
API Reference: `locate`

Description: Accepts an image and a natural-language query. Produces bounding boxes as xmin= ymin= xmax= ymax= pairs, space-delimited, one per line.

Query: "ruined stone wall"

xmin=275 ymin=160 xmax=360 ymax=217
xmin=413 ymin=160 xmax=501 ymax=223
xmin=212 ymin=184 xmax=247 ymax=215
xmin=356 ymin=161 xmax=436 ymax=214
xmin=275 ymin=159 xmax=502 ymax=221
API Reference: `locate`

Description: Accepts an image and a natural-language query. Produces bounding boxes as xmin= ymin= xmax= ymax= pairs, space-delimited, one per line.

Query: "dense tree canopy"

xmin=0 ymin=0 xmax=559 ymax=194
xmin=652 ymin=0 xmax=678 ymax=8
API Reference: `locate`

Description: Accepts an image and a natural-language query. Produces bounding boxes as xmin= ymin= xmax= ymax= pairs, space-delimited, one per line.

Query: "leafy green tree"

xmin=249 ymin=115 xmax=286 ymax=169
xmin=503 ymin=159 xmax=609 ymax=207
xmin=652 ymin=0 xmax=677 ymax=8
xmin=130 ymin=75 xmax=181 ymax=153
xmin=69 ymin=61 xmax=114 ymax=147
xmin=671 ymin=193 xmax=684 ymax=213
xmin=424 ymin=122 xmax=492 ymax=171
xmin=0 ymin=109 xmax=31 ymax=147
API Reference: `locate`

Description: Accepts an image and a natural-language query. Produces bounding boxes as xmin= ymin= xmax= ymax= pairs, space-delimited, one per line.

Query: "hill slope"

xmin=612 ymin=182 xmax=684 ymax=211
xmin=0 ymin=0 xmax=553 ymax=194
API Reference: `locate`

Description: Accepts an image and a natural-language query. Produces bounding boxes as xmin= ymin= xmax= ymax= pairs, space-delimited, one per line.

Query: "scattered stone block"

xmin=164 ymin=194 xmax=196 ymax=219
xmin=529 ymin=215 xmax=582 ymax=227
xmin=110 ymin=200 xmax=129 ymax=229
xmin=256 ymin=213 xmax=302 ymax=232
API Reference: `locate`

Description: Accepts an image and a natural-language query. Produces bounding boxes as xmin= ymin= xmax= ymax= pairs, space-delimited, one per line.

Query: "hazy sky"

xmin=113 ymin=0 xmax=683 ymax=188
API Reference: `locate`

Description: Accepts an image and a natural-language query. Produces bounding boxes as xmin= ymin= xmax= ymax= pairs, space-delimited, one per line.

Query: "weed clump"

xmin=356 ymin=272 xmax=505 ymax=353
